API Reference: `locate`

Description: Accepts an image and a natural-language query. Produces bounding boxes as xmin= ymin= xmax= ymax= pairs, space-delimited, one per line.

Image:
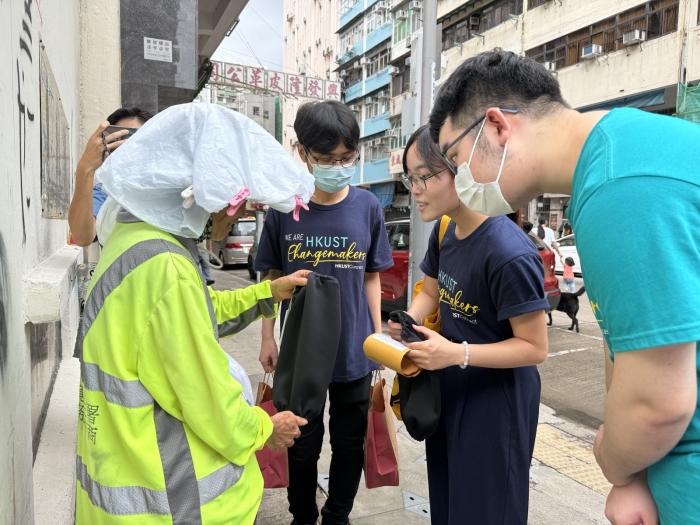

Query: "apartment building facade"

xmin=438 ymin=0 xmax=700 ymax=226
xmin=282 ymin=0 xmax=340 ymax=153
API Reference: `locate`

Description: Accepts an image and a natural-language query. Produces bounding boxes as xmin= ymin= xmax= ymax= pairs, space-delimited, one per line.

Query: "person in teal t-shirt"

xmin=429 ymin=49 xmax=700 ymax=525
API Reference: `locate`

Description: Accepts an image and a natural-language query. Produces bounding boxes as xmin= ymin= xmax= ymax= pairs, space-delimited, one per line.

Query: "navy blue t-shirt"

xmin=255 ymin=186 xmax=393 ymax=382
xmin=421 ymin=215 xmax=549 ymax=343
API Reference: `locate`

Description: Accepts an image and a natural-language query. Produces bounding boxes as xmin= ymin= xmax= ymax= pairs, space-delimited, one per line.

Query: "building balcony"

xmin=390 ymin=94 xmax=404 ymax=117
xmin=339 ymin=1 xmax=364 ymax=31
xmin=363 ymin=158 xmax=391 ymax=184
xmin=338 ymin=41 xmax=363 ymax=66
xmin=366 ymin=22 xmax=392 ymax=52
xmin=361 ymin=111 xmax=390 ymax=138
xmin=345 ymin=80 xmax=364 ymax=103
xmin=391 ymin=37 xmax=411 ymax=62
xmin=365 ymin=67 xmax=391 ymax=94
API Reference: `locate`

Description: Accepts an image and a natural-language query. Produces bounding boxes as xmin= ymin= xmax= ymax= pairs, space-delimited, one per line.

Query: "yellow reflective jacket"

xmin=75 ymin=220 xmax=274 ymax=525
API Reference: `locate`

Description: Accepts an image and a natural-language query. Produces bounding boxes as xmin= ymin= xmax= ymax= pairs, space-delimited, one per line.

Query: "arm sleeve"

xmin=574 ymin=177 xmax=700 ymax=352
xmin=209 ymin=281 xmax=278 ymax=338
xmin=419 ymin=221 xmax=441 ymax=279
xmin=137 ymin=277 xmax=273 ymax=467
xmin=490 ymin=253 xmax=550 ymax=322
xmin=254 ymin=210 xmax=283 ymax=273
xmin=365 ymin=201 xmax=394 ymax=272
xmin=92 ymin=184 xmax=107 ymax=218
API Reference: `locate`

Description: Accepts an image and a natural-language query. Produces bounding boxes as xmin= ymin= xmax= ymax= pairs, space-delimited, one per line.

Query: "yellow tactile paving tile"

xmin=533 ymin=424 xmax=612 ymax=495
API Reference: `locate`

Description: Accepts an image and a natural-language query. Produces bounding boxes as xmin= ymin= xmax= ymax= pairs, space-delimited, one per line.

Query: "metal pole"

xmin=407 ymin=0 xmax=438 ymax=306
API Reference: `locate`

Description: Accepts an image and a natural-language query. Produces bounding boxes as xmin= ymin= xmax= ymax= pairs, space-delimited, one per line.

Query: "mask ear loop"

xmin=467 ymin=119 xmax=487 ymax=166
xmin=495 ymin=141 xmax=509 ymax=183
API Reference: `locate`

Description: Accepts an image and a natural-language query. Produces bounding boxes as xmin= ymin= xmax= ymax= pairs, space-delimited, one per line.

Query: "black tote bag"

xmin=273 ymin=273 xmax=342 ymax=420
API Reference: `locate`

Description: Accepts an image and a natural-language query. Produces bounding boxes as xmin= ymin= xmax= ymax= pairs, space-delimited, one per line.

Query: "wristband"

xmin=459 ymin=341 xmax=470 ymax=369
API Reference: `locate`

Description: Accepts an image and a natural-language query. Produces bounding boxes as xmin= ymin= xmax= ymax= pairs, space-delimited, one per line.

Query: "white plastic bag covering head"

xmin=96 ymin=103 xmax=315 ymax=238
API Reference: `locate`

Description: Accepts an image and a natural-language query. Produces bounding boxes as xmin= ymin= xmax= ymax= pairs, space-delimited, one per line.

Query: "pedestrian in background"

xmin=563 ymin=257 xmax=576 ymax=293
xmin=68 ymin=107 xmax=152 ymax=246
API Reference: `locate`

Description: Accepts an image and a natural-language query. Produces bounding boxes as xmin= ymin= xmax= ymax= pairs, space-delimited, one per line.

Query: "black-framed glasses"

xmin=399 ymin=168 xmax=450 ymax=191
xmin=439 ymin=107 xmax=520 ymax=174
xmin=303 ymin=146 xmax=359 ymax=169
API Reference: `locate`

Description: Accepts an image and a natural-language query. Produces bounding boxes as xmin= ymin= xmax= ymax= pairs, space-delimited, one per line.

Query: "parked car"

xmin=380 ymin=218 xmax=410 ymax=312
xmin=212 ymin=219 xmax=256 ymax=267
xmin=526 ymin=234 xmax=561 ymax=311
xmin=553 ymin=234 xmax=582 ymax=275
xmin=378 ymin=217 xmax=561 ymax=313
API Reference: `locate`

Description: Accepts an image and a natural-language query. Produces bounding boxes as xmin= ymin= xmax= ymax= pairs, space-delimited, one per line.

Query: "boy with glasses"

xmin=255 ymin=101 xmax=393 ymax=525
xmin=430 ymin=49 xmax=700 ymax=525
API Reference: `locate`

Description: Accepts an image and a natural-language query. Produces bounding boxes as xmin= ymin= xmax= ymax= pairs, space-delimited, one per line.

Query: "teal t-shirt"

xmin=569 ymin=108 xmax=700 ymax=524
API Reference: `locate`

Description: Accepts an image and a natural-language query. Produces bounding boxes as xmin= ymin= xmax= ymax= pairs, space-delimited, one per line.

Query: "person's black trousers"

xmin=287 ymin=373 xmax=372 ymax=525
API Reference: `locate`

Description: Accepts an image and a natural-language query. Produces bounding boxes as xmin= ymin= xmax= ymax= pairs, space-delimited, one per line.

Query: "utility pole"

xmin=407 ymin=0 xmax=439 ymax=305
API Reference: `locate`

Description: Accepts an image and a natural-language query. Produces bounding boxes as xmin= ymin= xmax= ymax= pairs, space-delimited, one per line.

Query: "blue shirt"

xmin=421 ymin=216 xmax=550 ymax=344
xmin=569 ymin=108 xmax=700 ymax=523
xmin=93 ymin=183 xmax=108 ymax=217
xmin=254 ymin=186 xmax=393 ymax=382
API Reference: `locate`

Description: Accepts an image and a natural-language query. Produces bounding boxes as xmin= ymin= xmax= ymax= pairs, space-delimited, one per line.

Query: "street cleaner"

xmin=74 ymin=103 xmax=315 ymax=525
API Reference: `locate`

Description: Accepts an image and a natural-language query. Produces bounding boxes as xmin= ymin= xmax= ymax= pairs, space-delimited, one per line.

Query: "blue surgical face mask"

xmin=312 ymin=164 xmax=356 ymax=193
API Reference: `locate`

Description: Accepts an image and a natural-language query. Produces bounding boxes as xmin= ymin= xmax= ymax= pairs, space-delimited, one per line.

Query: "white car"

xmin=554 ymin=234 xmax=582 ymax=276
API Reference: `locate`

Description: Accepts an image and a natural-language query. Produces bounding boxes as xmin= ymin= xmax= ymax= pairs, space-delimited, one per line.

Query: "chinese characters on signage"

xmin=211 ymin=61 xmax=341 ymax=101
xmin=389 ymin=149 xmax=404 ymax=174
xmin=143 ymin=37 xmax=173 ymax=63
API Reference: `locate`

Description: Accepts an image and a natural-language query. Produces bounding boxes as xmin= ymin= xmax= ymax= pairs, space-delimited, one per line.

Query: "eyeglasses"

xmin=439 ymin=108 xmax=520 ymax=175
xmin=399 ymin=168 xmax=450 ymax=191
xmin=304 ymin=147 xmax=359 ymax=169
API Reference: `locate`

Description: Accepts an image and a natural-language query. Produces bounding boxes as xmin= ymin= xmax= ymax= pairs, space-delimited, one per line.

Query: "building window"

xmin=339 ymin=20 xmax=364 ymax=53
xmin=441 ymin=0 xmax=523 ymax=50
xmin=391 ymin=64 xmax=410 ymax=96
xmin=526 ymin=0 xmax=680 ymax=69
xmin=340 ymin=0 xmax=357 ymax=16
xmin=528 ymin=0 xmax=550 ymax=10
xmin=365 ymin=89 xmax=389 ymax=119
xmin=263 ymin=110 xmax=269 ymax=119
xmin=342 ymin=65 xmax=363 ymax=88
xmin=366 ymin=48 xmax=390 ymax=77
xmin=364 ymin=138 xmax=390 ymax=161
xmin=252 ymin=106 xmax=260 ymax=116
xmin=388 ymin=122 xmax=407 ymax=150
xmin=367 ymin=7 xmax=389 ymax=33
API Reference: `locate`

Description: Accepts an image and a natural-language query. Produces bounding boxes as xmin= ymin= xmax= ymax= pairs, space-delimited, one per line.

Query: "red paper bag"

xmin=255 ymin=375 xmax=289 ymax=488
xmin=364 ymin=373 xmax=399 ymax=488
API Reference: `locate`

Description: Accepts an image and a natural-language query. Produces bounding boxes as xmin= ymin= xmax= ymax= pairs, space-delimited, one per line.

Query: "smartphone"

xmin=103 ymin=125 xmax=138 ymax=143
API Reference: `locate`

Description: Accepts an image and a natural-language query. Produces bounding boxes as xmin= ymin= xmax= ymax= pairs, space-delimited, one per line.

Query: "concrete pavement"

xmin=214 ymin=269 xmax=610 ymax=525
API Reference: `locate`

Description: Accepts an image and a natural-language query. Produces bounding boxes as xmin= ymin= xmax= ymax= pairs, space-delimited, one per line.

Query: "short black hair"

xmin=522 ymin=221 xmax=533 ymax=234
xmin=565 ymin=257 xmax=575 ymax=266
xmin=402 ymin=125 xmax=450 ymax=176
xmin=430 ymin=49 xmax=569 ymax=141
xmin=538 ymin=218 xmax=547 ymax=225
xmin=107 ymin=107 xmax=153 ymax=125
xmin=294 ymin=101 xmax=359 ymax=154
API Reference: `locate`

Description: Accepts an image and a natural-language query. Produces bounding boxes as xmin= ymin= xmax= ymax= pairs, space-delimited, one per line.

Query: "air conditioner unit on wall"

xmin=543 ymin=61 xmax=556 ymax=72
xmin=469 ymin=15 xmax=481 ymax=31
xmin=395 ymin=10 xmax=407 ymax=20
xmin=623 ymin=29 xmax=646 ymax=46
xmin=360 ymin=57 xmax=369 ymax=66
xmin=581 ymin=43 xmax=602 ymax=60
xmin=389 ymin=66 xmax=400 ymax=75
xmin=408 ymin=0 xmax=421 ymax=11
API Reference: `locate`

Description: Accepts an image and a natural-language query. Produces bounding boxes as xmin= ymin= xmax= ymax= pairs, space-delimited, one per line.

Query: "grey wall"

xmin=120 ymin=0 xmax=198 ymax=113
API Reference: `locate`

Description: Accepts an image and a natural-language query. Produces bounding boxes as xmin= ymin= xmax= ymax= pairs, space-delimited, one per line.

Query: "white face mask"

xmin=454 ymin=120 xmax=514 ymax=216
